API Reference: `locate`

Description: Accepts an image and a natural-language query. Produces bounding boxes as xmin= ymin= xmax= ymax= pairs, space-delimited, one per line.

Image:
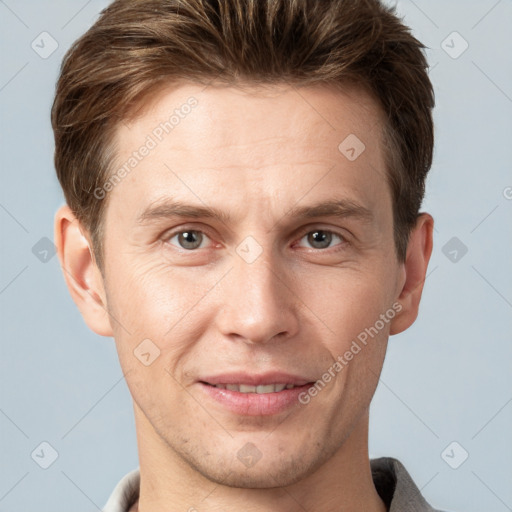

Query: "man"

xmin=52 ymin=0 xmax=446 ymax=510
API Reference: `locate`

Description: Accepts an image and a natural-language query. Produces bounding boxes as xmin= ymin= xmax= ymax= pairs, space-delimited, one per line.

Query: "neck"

xmin=131 ymin=405 xmax=386 ymax=512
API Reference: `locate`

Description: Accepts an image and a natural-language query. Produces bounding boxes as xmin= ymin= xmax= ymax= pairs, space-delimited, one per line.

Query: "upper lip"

xmin=199 ymin=372 xmax=315 ymax=386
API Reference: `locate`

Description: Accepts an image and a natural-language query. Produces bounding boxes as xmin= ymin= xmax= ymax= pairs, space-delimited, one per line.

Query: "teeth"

xmin=239 ymin=384 xmax=256 ymax=393
xmin=213 ymin=383 xmax=294 ymax=393
xmin=256 ymin=384 xmax=275 ymax=394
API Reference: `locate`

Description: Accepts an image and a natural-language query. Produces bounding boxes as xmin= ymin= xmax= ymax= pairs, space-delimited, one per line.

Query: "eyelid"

xmin=294 ymin=227 xmax=348 ymax=250
xmin=294 ymin=223 xmax=350 ymax=241
xmin=162 ymin=225 xmax=216 ymax=249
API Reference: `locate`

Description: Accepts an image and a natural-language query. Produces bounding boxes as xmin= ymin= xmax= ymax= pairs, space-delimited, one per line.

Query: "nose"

xmin=215 ymin=245 xmax=300 ymax=345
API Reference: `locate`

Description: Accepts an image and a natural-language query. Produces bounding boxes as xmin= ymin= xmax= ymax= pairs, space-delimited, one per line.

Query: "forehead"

xmin=124 ymin=80 xmax=385 ymax=155
xmin=108 ymin=81 xmax=390 ymax=225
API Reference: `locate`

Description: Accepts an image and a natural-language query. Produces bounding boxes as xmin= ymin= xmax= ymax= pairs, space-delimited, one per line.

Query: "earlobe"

xmin=54 ymin=205 xmax=114 ymax=337
xmin=389 ymin=213 xmax=434 ymax=335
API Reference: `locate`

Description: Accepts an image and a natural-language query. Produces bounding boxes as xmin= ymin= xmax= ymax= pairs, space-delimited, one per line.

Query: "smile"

xmin=205 ymin=383 xmax=301 ymax=393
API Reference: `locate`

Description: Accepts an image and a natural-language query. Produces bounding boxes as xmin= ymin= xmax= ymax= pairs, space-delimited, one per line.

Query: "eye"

xmin=297 ymin=229 xmax=345 ymax=250
xmin=166 ymin=230 xmax=211 ymax=250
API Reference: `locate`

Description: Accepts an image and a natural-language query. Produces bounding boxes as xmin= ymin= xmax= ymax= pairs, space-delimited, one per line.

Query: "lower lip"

xmin=198 ymin=382 xmax=313 ymax=416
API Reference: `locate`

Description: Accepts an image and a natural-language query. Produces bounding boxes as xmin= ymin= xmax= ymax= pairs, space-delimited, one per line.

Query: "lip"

xmin=198 ymin=372 xmax=316 ymax=416
xmin=199 ymin=372 xmax=313 ymax=387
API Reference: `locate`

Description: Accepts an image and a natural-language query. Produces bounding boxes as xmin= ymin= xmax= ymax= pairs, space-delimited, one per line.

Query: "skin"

xmin=55 ymin=82 xmax=433 ymax=512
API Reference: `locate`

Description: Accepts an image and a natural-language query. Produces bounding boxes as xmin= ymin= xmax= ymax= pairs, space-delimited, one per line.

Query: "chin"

xmin=184 ymin=441 xmax=329 ymax=490
xmin=200 ymin=460 xmax=310 ymax=489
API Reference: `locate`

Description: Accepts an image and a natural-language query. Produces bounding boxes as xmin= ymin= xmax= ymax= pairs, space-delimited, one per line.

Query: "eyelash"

xmin=162 ymin=226 xmax=349 ymax=253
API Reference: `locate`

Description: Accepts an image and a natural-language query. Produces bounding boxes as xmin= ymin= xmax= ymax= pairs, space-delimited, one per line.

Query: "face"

xmin=99 ymin=82 xmax=405 ymax=487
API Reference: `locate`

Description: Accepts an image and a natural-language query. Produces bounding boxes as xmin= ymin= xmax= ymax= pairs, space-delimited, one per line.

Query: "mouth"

xmin=201 ymin=382 xmax=309 ymax=393
xmin=197 ymin=373 xmax=315 ymax=415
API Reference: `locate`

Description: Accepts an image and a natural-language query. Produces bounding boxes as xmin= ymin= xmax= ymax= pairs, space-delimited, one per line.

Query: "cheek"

xmin=104 ymin=258 xmax=228 ymax=376
xmin=298 ymin=264 xmax=397 ymax=352
xmin=304 ymin=269 xmax=394 ymax=405
xmin=106 ymin=257 xmax=209 ymax=332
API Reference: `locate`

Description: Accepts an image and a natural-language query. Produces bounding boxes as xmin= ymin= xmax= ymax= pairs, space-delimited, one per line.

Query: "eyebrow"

xmin=136 ymin=198 xmax=373 ymax=226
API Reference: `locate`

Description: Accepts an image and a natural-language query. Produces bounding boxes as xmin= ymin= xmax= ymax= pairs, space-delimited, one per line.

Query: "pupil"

xmin=179 ymin=231 xmax=201 ymax=249
xmin=309 ymin=230 xmax=331 ymax=249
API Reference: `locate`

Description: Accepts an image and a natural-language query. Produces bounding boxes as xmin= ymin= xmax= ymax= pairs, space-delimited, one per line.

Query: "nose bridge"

xmin=216 ymin=240 xmax=298 ymax=344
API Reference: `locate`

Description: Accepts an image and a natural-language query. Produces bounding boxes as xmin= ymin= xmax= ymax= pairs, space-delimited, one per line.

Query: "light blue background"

xmin=1 ymin=1 xmax=511 ymax=511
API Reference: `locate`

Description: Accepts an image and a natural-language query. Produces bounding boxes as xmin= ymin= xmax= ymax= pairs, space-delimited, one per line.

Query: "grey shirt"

xmin=102 ymin=457 xmax=446 ymax=512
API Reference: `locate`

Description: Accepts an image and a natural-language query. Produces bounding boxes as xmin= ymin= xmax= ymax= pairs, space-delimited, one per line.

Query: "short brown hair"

xmin=52 ymin=0 xmax=434 ymax=268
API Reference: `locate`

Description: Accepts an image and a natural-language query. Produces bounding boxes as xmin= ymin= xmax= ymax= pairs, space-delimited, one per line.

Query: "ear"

xmin=389 ymin=213 xmax=434 ymax=335
xmin=54 ymin=205 xmax=113 ymax=337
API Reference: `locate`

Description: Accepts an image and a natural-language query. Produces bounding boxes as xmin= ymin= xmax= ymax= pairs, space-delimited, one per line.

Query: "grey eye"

xmin=306 ymin=230 xmax=334 ymax=249
xmin=173 ymin=230 xmax=204 ymax=250
xmin=303 ymin=229 xmax=343 ymax=249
